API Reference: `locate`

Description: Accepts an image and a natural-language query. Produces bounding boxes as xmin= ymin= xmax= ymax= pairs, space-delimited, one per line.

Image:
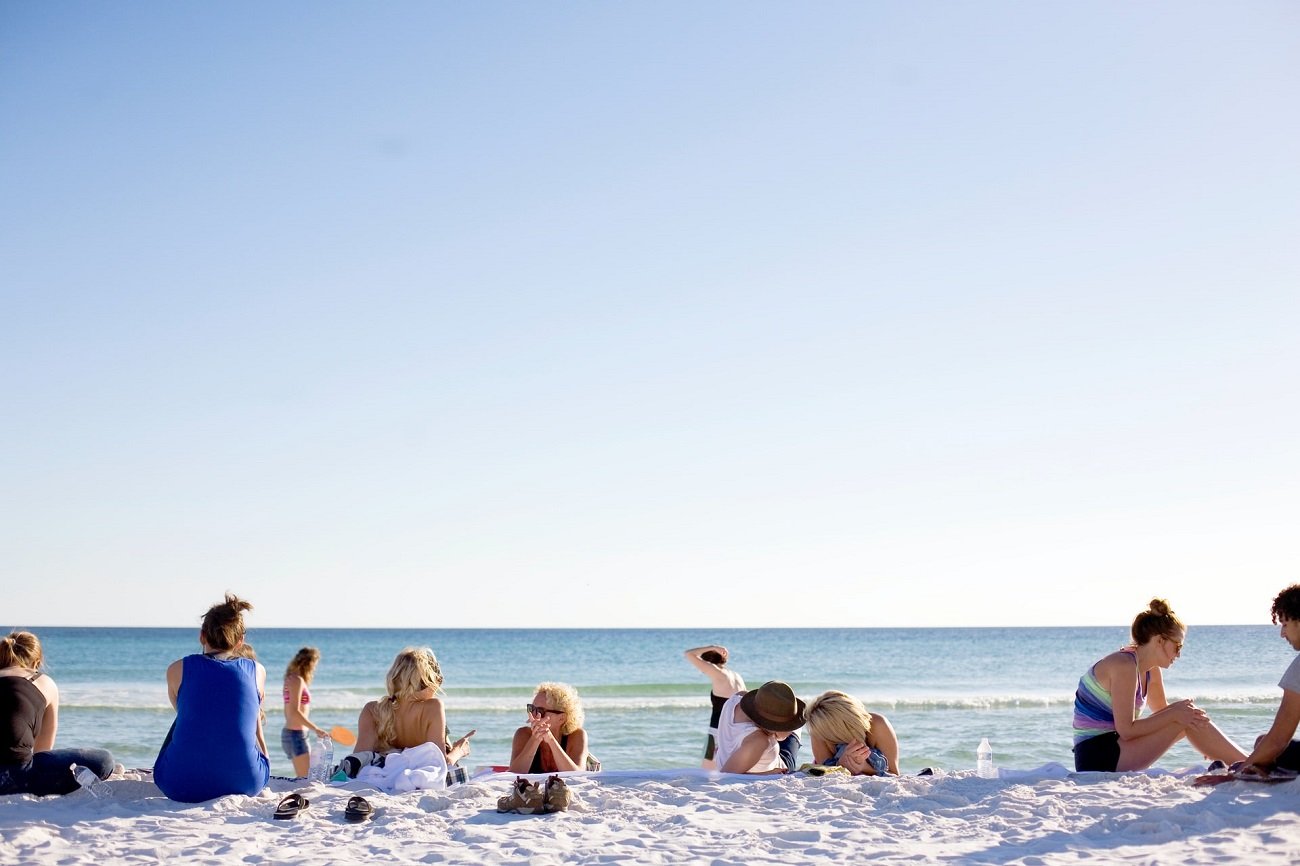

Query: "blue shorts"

xmin=281 ymin=727 xmax=310 ymax=760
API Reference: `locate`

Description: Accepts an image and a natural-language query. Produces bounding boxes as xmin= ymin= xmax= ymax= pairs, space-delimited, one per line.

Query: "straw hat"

xmin=739 ymin=681 xmax=807 ymax=732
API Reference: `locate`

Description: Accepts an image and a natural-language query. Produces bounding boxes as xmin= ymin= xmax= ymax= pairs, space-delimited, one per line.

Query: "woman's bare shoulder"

xmin=34 ymin=672 xmax=59 ymax=703
xmin=1092 ymin=650 xmax=1138 ymax=680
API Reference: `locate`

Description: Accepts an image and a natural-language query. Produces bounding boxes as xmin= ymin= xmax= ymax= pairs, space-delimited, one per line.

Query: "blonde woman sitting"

xmin=508 ymin=682 xmax=589 ymax=774
xmin=806 ymin=690 xmax=900 ymax=776
xmin=353 ymin=647 xmax=473 ymax=764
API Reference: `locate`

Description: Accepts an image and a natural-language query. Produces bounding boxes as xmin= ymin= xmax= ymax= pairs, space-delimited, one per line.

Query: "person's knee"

xmin=82 ymin=749 xmax=116 ymax=778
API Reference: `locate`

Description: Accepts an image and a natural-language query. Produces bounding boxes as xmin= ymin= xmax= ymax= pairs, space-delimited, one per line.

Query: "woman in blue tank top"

xmin=154 ymin=594 xmax=270 ymax=803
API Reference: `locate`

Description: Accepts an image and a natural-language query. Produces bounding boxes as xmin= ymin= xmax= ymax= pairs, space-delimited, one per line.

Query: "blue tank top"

xmin=154 ymin=654 xmax=270 ymax=803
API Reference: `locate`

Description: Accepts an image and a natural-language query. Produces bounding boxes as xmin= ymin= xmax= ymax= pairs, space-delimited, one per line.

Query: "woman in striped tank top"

xmin=1072 ymin=598 xmax=1246 ymax=772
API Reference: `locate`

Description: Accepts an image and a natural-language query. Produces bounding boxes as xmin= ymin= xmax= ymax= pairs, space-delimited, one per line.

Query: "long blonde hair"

xmin=806 ymin=690 xmax=872 ymax=746
xmin=372 ymin=647 xmax=443 ymax=750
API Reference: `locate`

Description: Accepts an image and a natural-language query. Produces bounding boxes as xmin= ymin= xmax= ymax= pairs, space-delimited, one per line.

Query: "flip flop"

xmin=273 ymin=792 xmax=310 ymax=820
xmin=344 ymin=795 xmax=374 ymax=823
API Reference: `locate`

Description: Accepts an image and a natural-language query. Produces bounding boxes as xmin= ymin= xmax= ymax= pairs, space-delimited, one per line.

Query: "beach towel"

xmin=353 ymin=743 xmax=448 ymax=794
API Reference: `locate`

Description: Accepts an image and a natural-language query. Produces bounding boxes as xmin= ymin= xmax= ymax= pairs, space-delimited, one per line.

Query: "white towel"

xmin=354 ymin=743 xmax=449 ymax=794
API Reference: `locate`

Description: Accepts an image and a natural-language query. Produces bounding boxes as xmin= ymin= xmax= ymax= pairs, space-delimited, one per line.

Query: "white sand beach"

xmin=3 ymin=767 xmax=1298 ymax=865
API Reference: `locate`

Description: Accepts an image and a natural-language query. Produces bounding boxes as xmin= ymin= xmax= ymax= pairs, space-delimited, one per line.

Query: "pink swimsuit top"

xmin=283 ymin=683 xmax=311 ymax=706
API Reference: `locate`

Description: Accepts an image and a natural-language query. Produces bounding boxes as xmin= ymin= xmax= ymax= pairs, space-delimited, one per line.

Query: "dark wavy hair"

xmin=1271 ymin=585 xmax=1300 ymax=624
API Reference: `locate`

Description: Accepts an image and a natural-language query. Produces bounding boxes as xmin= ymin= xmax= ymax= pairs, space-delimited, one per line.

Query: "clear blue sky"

xmin=2 ymin=2 xmax=1297 ymax=628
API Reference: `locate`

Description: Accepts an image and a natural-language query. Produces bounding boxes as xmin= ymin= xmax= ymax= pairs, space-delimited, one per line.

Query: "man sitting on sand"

xmin=714 ymin=681 xmax=806 ymax=774
xmin=1239 ymin=584 xmax=1300 ymax=774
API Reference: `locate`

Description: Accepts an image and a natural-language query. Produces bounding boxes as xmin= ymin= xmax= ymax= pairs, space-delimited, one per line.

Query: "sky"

xmin=2 ymin=2 xmax=1298 ymax=629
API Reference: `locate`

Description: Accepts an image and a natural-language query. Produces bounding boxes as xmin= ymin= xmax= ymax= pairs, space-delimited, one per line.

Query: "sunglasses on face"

xmin=527 ymin=703 xmax=565 ymax=717
xmin=1165 ymin=635 xmax=1184 ymax=652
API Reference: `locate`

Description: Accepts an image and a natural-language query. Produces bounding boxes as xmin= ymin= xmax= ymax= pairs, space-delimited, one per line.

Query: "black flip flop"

xmin=344 ymin=795 xmax=374 ymax=823
xmin=273 ymin=792 xmax=310 ymax=820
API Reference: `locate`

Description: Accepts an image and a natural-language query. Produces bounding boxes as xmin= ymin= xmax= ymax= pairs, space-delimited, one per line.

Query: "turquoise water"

xmin=21 ymin=626 xmax=1294 ymax=776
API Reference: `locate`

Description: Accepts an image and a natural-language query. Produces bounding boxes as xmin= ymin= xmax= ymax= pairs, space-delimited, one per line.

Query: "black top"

xmin=0 ymin=672 xmax=47 ymax=765
xmin=709 ymin=691 xmax=728 ymax=728
xmin=528 ymin=732 xmax=570 ymax=774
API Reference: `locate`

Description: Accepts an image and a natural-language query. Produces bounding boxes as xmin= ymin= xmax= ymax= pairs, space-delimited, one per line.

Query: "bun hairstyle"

xmin=1131 ymin=598 xmax=1184 ymax=646
xmin=701 ymin=650 xmax=725 ymax=666
xmin=285 ymin=647 xmax=321 ymax=682
xmin=200 ymin=593 xmax=253 ymax=653
xmin=373 ymin=647 xmax=444 ymax=750
xmin=0 ymin=631 xmax=43 ymax=671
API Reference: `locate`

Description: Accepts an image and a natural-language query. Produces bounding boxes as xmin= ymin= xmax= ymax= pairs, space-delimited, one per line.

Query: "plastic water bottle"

xmin=307 ymin=735 xmax=323 ymax=781
xmin=308 ymin=733 xmax=334 ymax=782
xmin=319 ymin=733 xmax=334 ymax=782
xmin=976 ymin=738 xmax=995 ymax=778
xmin=72 ymin=764 xmax=109 ymax=798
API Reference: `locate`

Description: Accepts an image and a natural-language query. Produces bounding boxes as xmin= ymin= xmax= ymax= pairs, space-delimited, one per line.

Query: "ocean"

xmin=22 ymin=625 xmax=1294 ymax=777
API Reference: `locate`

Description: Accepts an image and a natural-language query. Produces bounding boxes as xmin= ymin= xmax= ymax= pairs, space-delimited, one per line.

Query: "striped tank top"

xmin=1072 ymin=648 xmax=1149 ymax=745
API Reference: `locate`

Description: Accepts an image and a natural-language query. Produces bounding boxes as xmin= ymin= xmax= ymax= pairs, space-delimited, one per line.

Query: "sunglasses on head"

xmin=527 ymin=703 xmax=565 ymax=717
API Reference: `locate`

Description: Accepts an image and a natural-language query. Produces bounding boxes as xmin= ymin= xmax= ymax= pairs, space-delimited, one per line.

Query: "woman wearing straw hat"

xmin=714 ymin=681 xmax=807 ymax=774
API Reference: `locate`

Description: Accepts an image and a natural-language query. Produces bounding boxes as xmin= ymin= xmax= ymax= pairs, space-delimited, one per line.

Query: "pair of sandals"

xmin=273 ymin=793 xmax=374 ymax=823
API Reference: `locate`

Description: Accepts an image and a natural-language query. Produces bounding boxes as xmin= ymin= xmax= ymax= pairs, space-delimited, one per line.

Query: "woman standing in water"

xmin=684 ymin=644 xmax=746 ymax=769
xmin=281 ymin=647 xmax=327 ymax=779
xmin=1072 ymin=598 xmax=1246 ymax=772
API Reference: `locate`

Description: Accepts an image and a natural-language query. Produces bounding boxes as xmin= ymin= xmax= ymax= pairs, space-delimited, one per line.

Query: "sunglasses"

xmin=527 ymin=703 xmax=565 ymax=717
xmin=1165 ymin=635 xmax=1184 ymax=652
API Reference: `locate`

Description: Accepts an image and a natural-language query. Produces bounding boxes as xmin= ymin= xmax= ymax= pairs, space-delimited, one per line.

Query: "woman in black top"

xmin=0 ymin=631 xmax=114 ymax=796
